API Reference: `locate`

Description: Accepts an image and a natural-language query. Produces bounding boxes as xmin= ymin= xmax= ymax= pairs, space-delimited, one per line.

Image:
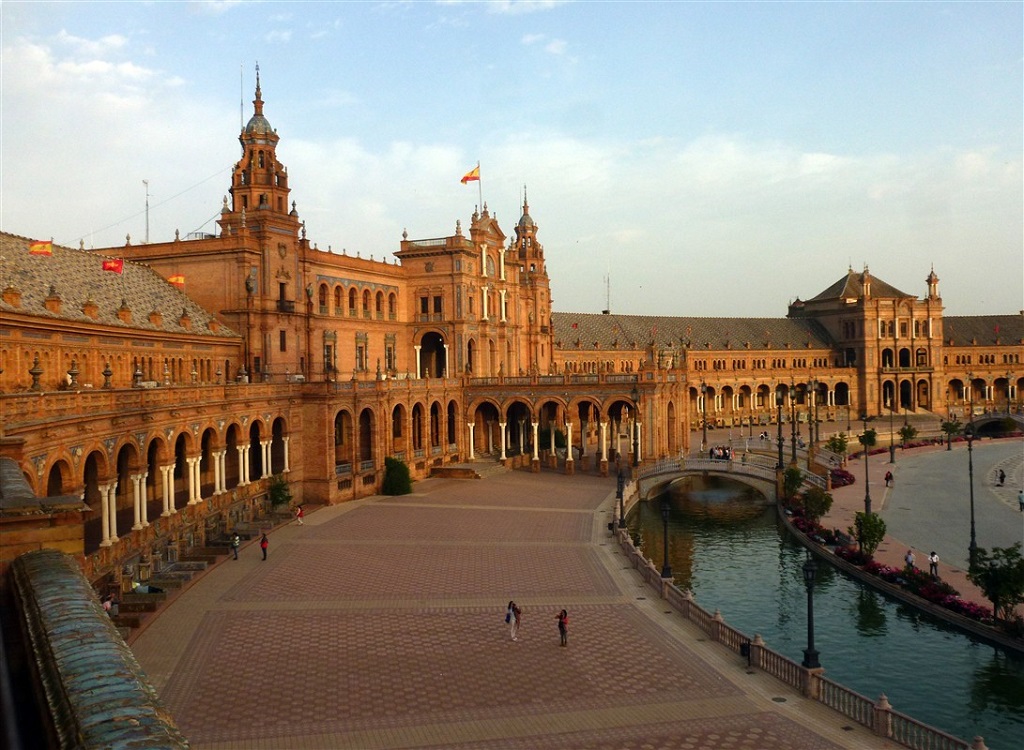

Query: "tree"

xmin=268 ymin=475 xmax=292 ymax=506
xmin=382 ymin=456 xmax=413 ymax=495
xmin=782 ymin=467 xmax=803 ymax=501
xmin=898 ymin=424 xmax=918 ymax=447
xmin=858 ymin=428 xmax=877 ymax=451
xmin=940 ymin=419 xmax=962 ymax=451
xmin=852 ymin=511 xmax=886 ymax=557
xmin=802 ymin=485 xmax=834 ymax=523
xmin=968 ymin=543 xmax=1024 ymax=622
xmin=824 ymin=432 xmax=849 ymax=457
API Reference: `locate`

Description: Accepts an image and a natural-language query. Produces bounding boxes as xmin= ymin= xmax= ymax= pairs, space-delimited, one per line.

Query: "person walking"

xmin=260 ymin=533 xmax=269 ymax=561
xmin=884 ymin=470 xmax=893 ymax=488
xmin=509 ymin=601 xmax=522 ymax=641
xmin=295 ymin=505 xmax=304 ymax=525
xmin=231 ymin=532 xmax=240 ymax=560
xmin=928 ymin=551 xmax=940 ymax=579
xmin=1019 ymin=489 xmax=1024 ymax=512
xmin=904 ymin=549 xmax=915 ymax=569
xmin=556 ymin=609 xmax=569 ymax=647
xmin=997 ymin=469 xmax=1005 ymax=487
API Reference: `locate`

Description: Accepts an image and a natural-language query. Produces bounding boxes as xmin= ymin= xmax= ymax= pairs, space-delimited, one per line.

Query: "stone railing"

xmin=614 ymin=528 xmax=984 ymax=750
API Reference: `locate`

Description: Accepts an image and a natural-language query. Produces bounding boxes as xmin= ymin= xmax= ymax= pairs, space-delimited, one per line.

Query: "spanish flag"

xmin=460 ymin=165 xmax=480 ymax=184
xmin=168 ymin=274 xmax=185 ymax=289
xmin=102 ymin=258 xmax=124 ymax=274
xmin=29 ymin=240 xmax=53 ymax=256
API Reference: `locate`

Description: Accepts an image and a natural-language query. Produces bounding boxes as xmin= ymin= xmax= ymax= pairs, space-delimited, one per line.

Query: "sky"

xmin=2 ymin=0 xmax=1022 ymax=317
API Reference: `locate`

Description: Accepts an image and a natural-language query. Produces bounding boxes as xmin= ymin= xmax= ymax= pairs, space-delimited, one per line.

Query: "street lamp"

xmin=801 ymin=552 xmax=820 ymax=669
xmin=616 ymin=469 xmax=626 ymax=529
xmin=1007 ymin=372 xmax=1013 ymax=415
xmin=860 ymin=413 xmax=872 ymax=517
xmin=660 ymin=496 xmax=673 ymax=579
xmin=700 ymin=381 xmax=708 ymax=453
xmin=809 ymin=378 xmax=820 ymax=449
xmin=887 ymin=395 xmax=896 ymax=464
xmin=776 ymin=388 xmax=785 ymax=471
xmin=965 ymin=422 xmax=978 ymax=567
xmin=790 ymin=383 xmax=798 ymax=465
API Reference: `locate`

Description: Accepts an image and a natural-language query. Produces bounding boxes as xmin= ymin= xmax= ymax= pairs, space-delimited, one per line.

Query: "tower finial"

xmin=253 ymin=62 xmax=264 ymax=115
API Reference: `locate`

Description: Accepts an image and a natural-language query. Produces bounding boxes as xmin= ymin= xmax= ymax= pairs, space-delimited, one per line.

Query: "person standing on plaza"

xmin=556 ymin=609 xmax=569 ymax=647
xmin=1019 ymin=489 xmax=1024 ymax=512
xmin=231 ymin=532 xmax=240 ymax=560
xmin=295 ymin=505 xmax=304 ymax=525
xmin=904 ymin=549 xmax=915 ymax=569
xmin=928 ymin=551 xmax=940 ymax=579
xmin=997 ymin=469 xmax=1005 ymax=487
xmin=260 ymin=533 xmax=269 ymax=561
xmin=509 ymin=601 xmax=522 ymax=641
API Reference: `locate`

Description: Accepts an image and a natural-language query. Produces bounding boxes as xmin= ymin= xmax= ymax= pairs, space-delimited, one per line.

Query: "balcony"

xmin=276 ymin=299 xmax=295 ymax=313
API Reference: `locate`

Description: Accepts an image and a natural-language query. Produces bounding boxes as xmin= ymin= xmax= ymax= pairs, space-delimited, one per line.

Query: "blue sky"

xmin=2 ymin=0 xmax=1021 ymax=316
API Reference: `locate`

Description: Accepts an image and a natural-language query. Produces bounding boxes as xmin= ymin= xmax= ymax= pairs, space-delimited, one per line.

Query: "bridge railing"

xmin=637 ymin=455 xmax=824 ymax=496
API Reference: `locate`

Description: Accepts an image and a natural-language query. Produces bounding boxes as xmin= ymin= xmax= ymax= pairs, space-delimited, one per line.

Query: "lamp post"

xmin=700 ymin=381 xmax=708 ymax=453
xmin=809 ymin=378 xmax=820 ymax=449
xmin=790 ymin=383 xmax=798 ymax=465
xmin=616 ymin=469 xmax=626 ymax=529
xmin=1007 ymin=372 xmax=1013 ymax=415
xmin=776 ymin=388 xmax=785 ymax=471
xmin=801 ymin=552 xmax=820 ymax=669
xmin=965 ymin=422 xmax=978 ymax=567
xmin=860 ymin=413 xmax=872 ymax=517
xmin=660 ymin=496 xmax=673 ymax=579
xmin=887 ymin=395 xmax=896 ymax=464
xmin=630 ymin=385 xmax=640 ymax=468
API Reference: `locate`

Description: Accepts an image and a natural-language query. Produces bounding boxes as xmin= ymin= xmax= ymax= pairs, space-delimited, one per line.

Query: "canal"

xmin=628 ymin=475 xmax=1024 ymax=750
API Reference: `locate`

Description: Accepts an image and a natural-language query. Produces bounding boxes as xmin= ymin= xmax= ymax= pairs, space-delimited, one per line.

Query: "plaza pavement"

xmin=132 ymin=468 xmax=906 ymax=750
xmin=821 ymin=436 xmax=1024 ymax=615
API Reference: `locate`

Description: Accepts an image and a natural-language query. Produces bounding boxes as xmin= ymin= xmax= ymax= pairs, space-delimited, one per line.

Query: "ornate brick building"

xmin=1 ymin=76 xmax=1020 ymax=587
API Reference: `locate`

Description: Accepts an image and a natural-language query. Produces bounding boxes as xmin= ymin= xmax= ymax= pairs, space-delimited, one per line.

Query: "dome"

xmin=245 ymin=113 xmax=273 ymax=135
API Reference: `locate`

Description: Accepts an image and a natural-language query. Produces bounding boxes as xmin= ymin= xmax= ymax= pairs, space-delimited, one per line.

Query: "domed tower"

xmin=926 ymin=266 xmax=940 ymax=300
xmin=218 ymin=66 xmax=299 ymax=239
xmin=511 ymin=187 xmax=554 ymax=373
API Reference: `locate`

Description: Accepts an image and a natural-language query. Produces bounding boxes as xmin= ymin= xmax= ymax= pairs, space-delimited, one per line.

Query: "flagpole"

xmin=477 ymin=161 xmax=482 ymax=210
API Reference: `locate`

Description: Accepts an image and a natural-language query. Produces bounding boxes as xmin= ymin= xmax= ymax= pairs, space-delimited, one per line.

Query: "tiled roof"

xmin=944 ymin=314 xmax=1024 ymax=346
xmin=0 ymin=232 xmax=238 ymax=337
xmin=807 ymin=268 xmax=914 ymax=303
xmin=550 ymin=312 xmax=834 ymax=352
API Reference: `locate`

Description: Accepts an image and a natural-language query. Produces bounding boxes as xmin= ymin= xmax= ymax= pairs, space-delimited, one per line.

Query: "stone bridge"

xmin=636 ymin=453 xmax=827 ymax=502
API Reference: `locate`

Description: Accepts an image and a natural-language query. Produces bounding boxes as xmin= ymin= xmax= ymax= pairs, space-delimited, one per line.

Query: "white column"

xmin=186 ymin=457 xmax=198 ymax=505
xmin=219 ymin=450 xmax=228 ymax=491
xmin=131 ymin=474 xmax=143 ymax=530
xmin=636 ymin=422 xmax=643 ymax=463
xmin=262 ymin=440 xmax=272 ymax=478
xmin=480 ymin=243 xmax=487 ymax=276
xmin=498 ymin=246 xmax=506 ymax=280
xmin=481 ymin=288 xmax=489 ymax=321
xmin=160 ymin=465 xmax=172 ymax=516
xmin=467 ymin=423 xmax=476 ymax=460
xmin=486 ymin=421 xmax=494 ymax=453
xmin=213 ymin=451 xmax=222 ymax=494
xmin=550 ymin=424 xmax=556 ymax=455
xmin=565 ymin=422 xmax=574 ymax=463
xmin=442 ymin=344 xmax=449 ymax=378
xmin=283 ymin=437 xmax=291 ymax=473
xmin=499 ymin=289 xmax=507 ymax=322
xmin=499 ymin=421 xmax=507 ymax=460
xmin=532 ymin=422 xmax=540 ymax=460
xmin=414 ymin=345 xmax=422 ymax=378
xmin=518 ymin=420 xmax=525 ymax=454
xmin=106 ymin=483 xmax=119 ymax=544
xmin=600 ymin=421 xmax=608 ymax=462
xmin=616 ymin=419 xmax=622 ymax=457
xmin=99 ymin=483 xmax=112 ymax=547
xmin=196 ymin=456 xmax=205 ymax=502
xmin=140 ymin=472 xmax=150 ymax=527
xmin=237 ymin=445 xmax=248 ymax=486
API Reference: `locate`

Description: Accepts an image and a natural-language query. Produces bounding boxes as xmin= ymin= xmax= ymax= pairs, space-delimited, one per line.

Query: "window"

xmin=420 ymin=297 xmax=429 ymax=315
xmin=349 ymin=288 xmax=357 ymax=312
xmin=279 ymin=331 xmax=287 ymax=352
xmin=433 ymin=296 xmax=442 ymax=315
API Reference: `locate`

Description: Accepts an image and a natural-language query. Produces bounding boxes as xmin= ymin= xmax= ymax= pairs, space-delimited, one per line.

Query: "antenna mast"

xmin=602 ymin=268 xmax=611 ymax=315
xmin=143 ymin=180 xmax=150 ymax=244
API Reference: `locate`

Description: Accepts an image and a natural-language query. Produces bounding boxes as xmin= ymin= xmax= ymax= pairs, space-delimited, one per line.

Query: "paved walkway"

xmin=823 ymin=437 xmax=1024 ymax=615
xmin=132 ymin=470 xmax=904 ymax=749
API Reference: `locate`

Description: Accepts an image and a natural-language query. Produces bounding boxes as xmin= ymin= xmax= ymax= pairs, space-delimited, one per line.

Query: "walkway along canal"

xmin=627 ymin=475 xmax=1024 ymax=750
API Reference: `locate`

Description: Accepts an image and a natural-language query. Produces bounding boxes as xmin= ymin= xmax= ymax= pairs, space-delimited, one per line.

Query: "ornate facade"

xmin=1 ymin=76 xmax=1021 ymax=585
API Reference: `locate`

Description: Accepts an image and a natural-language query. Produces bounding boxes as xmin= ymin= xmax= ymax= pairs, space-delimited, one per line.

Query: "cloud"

xmin=487 ymin=0 xmax=565 ymax=15
xmin=265 ymin=29 xmax=293 ymax=43
xmin=187 ymin=0 xmax=244 ymax=16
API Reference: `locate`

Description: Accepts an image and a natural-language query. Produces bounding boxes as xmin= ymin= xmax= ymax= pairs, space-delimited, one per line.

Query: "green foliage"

xmin=382 ymin=456 xmax=413 ymax=495
xmin=824 ymin=432 xmax=849 ymax=456
xmin=268 ymin=475 xmax=292 ymax=506
xmin=852 ymin=511 xmax=886 ymax=556
xmin=940 ymin=419 xmax=962 ymax=448
xmin=968 ymin=543 xmax=1024 ymax=622
xmin=801 ymin=485 xmax=833 ymax=523
xmin=538 ymin=427 xmax=567 ymax=449
xmin=898 ymin=424 xmax=918 ymax=446
xmin=782 ymin=467 xmax=803 ymax=500
xmin=858 ymin=428 xmax=877 ymax=449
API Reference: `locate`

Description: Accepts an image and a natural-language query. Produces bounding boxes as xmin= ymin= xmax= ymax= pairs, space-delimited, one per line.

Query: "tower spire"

xmin=253 ymin=62 xmax=264 ymax=116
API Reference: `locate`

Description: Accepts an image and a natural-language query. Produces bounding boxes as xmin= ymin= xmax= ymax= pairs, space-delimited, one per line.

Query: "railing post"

xmin=873 ymin=693 xmax=893 ymax=738
xmin=802 ymin=666 xmax=825 ymax=700
xmin=750 ymin=633 xmax=765 ymax=669
xmin=711 ymin=609 xmax=724 ymax=643
xmin=970 ymin=737 xmax=989 ymax=750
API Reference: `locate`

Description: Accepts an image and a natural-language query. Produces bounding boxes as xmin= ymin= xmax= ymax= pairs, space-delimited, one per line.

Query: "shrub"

xmin=268 ymin=474 xmax=292 ymax=506
xmin=381 ymin=456 xmax=413 ymax=495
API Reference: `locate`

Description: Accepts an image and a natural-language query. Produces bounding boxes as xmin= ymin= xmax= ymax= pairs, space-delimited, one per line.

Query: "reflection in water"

xmin=627 ymin=474 xmax=1023 ymax=750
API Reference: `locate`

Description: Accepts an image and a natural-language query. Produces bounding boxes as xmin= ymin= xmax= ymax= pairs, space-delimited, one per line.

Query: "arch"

xmin=225 ymin=425 xmax=242 ymax=489
xmin=898 ymin=347 xmax=911 ymax=368
xmin=391 ymin=404 xmax=407 ymax=457
xmin=248 ymin=422 xmax=264 ymax=481
xmin=200 ymin=427 xmax=217 ymax=495
xmin=667 ymin=401 xmax=677 ymax=454
xmin=348 ymin=287 xmax=357 ymax=313
xmin=419 ymin=331 xmax=447 ymax=378
xmin=446 ymin=400 xmax=458 ymax=448
xmin=375 ymin=291 xmax=384 ymax=317
xmin=899 ymin=379 xmax=913 ymax=411
xmin=466 ymin=338 xmax=476 ymax=374
xmin=334 ymin=410 xmax=354 ymax=470
xmin=83 ymin=450 xmax=106 ymax=554
xmin=318 ymin=283 xmax=328 ymax=312
xmin=488 ymin=338 xmax=497 ymax=376
xmin=881 ymin=348 xmax=895 ymax=368
xmin=46 ymin=460 xmax=73 ymax=498
xmin=358 ymin=408 xmax=374 ymax=464
xmin=334 ymin=285 xmax=343 ymax=314
xmin=915 ymin=347 xmax=928 ymax=367
xmin=471 ymin=401 xmax=502 ymax=457
xmin=271 ymin=417 xmax=287 ymax=474
xmin=388 ymin=292 xmax=397 ymax=318
xmin=915 ymin=378 xmax=930 ymax=411
xmin=362 ymin=289 xmax=371 ymax=313
xmin=411 ymin=403 xmax=425 ymax=451
xmin=429 ymin=401 xmax=443 ymax=450
xmin=504 ymin=400 xmax=534 ymax=457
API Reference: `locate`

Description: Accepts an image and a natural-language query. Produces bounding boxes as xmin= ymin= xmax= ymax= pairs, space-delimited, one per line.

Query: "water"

xmin=628 ymin=475 xmax=1024 ymax=750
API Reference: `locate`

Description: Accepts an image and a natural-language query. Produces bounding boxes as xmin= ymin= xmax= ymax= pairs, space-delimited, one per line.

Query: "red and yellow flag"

xmin=460 ymin=165 xmax=480 ymax=184
xmin=102 ymin=258 xmax=124 ymax=274
xmin=168 ymin=274 xmax=185 ymax=289
xmin=29 ymin=240 xmax=53 ymax=256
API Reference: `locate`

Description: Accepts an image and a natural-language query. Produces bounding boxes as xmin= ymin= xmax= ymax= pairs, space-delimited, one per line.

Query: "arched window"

xmin=334 ymin=286 xmax=342 ymax=313
xmin=362 ymin=290 xmax=371 ymax=312
xmin=349 ymin=288 xmax=357 ymax=312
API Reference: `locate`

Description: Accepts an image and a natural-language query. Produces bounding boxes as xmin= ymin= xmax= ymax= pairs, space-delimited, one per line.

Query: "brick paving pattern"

xmin=134 ymin=468 xmax=901 ymax=749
